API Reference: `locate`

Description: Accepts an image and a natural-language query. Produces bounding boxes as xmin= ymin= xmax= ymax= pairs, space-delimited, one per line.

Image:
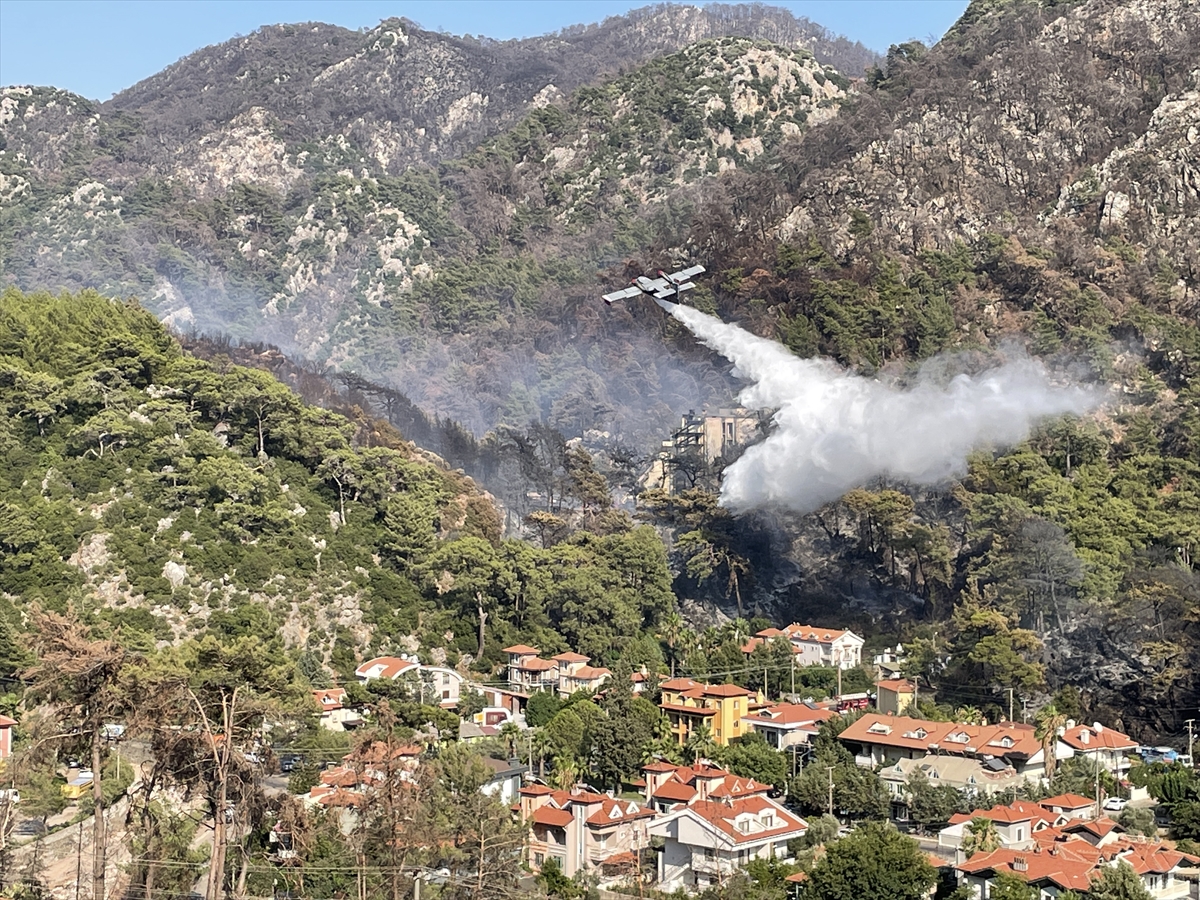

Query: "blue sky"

xmin=0 ymin=0 xmax=969 ymax=101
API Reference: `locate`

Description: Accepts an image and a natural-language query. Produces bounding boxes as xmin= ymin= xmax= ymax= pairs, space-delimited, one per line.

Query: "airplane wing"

xmin=653 ymin=281 xmax=697 ymax=299
xmin=602 ymin=285 xmax=645 ymax=304
xmin=670 ymin=265 xmax=705 ymax=280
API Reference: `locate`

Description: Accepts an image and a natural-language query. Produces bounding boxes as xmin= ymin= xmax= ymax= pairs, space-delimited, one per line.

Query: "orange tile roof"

xmin=783 ymin=623 xmax=849 ymax=642
xmin=958 ymin=848 xmax=1095 ymax=892
xmin=320 ymin=767 xmax=360 ymax=788
xmin=518 ymin=658 xmax=558 ymax=671
xmin=571 ymin=665 xmax=612 ymax=680
xmin=1060 ymin=723 xmax=1137 ymax=752
xmin=355 ymin=656 xmax=417 ymax=679
xmin=747 ymin=703 xmax=837 ymax=728
xmin=839 ymin=713 xmax=1042 ymax=759
xmin=313 ymin=687 xmax=347 ymax=709
xmin=503 ymin=644 xmax=541 ymax=655
xmin=1040 ymin=794 xmax=1095 ymax=810
xmin=642 ymin=760 xmax=679 ymax=773
xmin=659 ymin=677 xmax=702 ymax=692
xmin=709 ymin=775 xmax=770 ymax=799
xmin=685 ymin=797 xmax=808 ymax=845
xmin=877 ymin=679 xmax=917 ymax=692
xmin=585 ymin=798 xmax=653 ymax=827
xmin=531 ymin=806 xmax=574 ymax=828
xmin=552 ymin=651 xmax=589 ymax=662
xmin=651 ymin=781 xmax=698 ymax=803
xmin=520 ymin=784 xmax=554 ymax=796
xmin=0 ymin=715 xmax=15 ymax=726
xmin=702 ymin=683 xmax=756 ymax=698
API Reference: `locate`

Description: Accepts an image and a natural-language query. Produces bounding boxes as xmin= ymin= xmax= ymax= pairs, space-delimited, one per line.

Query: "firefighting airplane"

xmin=602 ymin=265 xmax=706 ymax=305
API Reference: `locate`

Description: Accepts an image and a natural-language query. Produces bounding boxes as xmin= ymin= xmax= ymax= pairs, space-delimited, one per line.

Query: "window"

xmin=704 ymin=848 xmax=715 ymax=859
xmin=442 ymin=673 xmax=450 ymax=686
xmin=534 ymin=853 xmax=544 ymax=867
xmin=1015 ymin=827 xmax=1024 ymax=841
xmin=599 ymin=835 xmax=608 ymax=850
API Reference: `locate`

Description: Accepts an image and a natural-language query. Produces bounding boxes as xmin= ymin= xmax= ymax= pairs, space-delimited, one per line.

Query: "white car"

xmin=1103 ymin=797 xmax=1127 ymax=812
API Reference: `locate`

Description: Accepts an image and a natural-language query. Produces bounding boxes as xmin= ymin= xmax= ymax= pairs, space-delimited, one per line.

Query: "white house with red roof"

xmin=503 ymin=645 xmax=559 ymax=693
xmin=839 ymin=713 xmax=1049 ymax=779
xmin=741 ymin=703 xmax=838 ymax=751
xmin=641 ymin=759 xmax=773 ymax=814
xmin=553 ymin=651 xmax=612 ymax=697
xmin=355 ymin=655 xmax=464 ymax=706
xmin=938 ymin=800 xmax=1059 ymax=857
xmin=741 ymin=624 xmax=864 ymax=669
xmin=1058 ymin=721 xmax=1138 ymax=775
xmin=649 ymin=795 xmax=807 ymax=891
xmin=311 ymin=687 xmax=364 ymax=732
xmin=957 ymin=821 xmax=1200 ymax=899
xmin=518 ymin=784 xmax=654 ymax=878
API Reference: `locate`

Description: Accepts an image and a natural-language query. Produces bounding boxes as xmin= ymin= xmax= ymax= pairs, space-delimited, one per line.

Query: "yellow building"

xmin=875 ymin=678 xmax=918 ymax=716
xmin=659 ymin=678 xmax=760 ymax=747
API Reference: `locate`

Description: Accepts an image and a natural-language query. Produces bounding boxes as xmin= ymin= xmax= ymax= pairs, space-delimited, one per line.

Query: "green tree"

xmin=989 ymin=872 xmax=1037 ymax=900
xmin=525 ymin=690 xmax=562 ymax=728
xmin=722 ymin=732 xmax=789 ymax=791
xmin=800 ymin=821 xmax=936 ymax=900
xmin=961 ymin=817 xmax=1001 ymax=857
xmin=1087 ymin=860 xmax=1154 ymax=900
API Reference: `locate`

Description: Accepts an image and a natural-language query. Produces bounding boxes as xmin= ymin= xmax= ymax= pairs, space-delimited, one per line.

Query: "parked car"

xmin=1103 ymin=797 xmax=1127 ymax=812
xmin=278 ymin=754 xmax=300 ymax=773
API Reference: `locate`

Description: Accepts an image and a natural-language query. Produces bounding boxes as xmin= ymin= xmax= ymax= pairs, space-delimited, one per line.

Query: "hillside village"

xmin=246 ymin=620 xmax=1200 ymax=899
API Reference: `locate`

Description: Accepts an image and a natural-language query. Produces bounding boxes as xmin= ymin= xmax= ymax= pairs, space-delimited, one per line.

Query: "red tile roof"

xmin=1040 ymin=794 xmax=1095 ymax=810
xmin=585 ymin=798 xmax=653 ymax=827
xmin=684 ymin=797 xmax=808 ymax=845
xmin=531 ymin=806 xmax=574 ymax=828
xmin=571 ymin=665 xmax=612 ymax=680
xmin=503 ymin=644 xmax=541 ymax=655
xmin=355 ymin=656 xmax=417 ymax=679
xmin=651 ymin=781 xmax=697 ymax=803
xmin=839 ymin=713 xmax=1042 ymax=759
xmin=958 ymin=848 xmax=1095 ymax=892
xmin=783 ymin=623 xmax=850 ymax=643
xmin=313 ymin=687 xmax=347 ymax=709
xmin=552 ymin=651 xmax=589 ymax=662
xmin=659 ymin=677 xmax=702 ymax=692
xmin=642 ymin=760 xmax=679 ymax=773
xmin=702 ymin=683 xmax=756 ymax=698
xmin=518 ymin=658 xmax=558 ymax=671
xmin=877 ymin=679 xmax=917 ymax=692
xmin=520 ymin=784 xmax=555 ymax=796
xmin=1060 ymin=723 xmax=1137 ymax=752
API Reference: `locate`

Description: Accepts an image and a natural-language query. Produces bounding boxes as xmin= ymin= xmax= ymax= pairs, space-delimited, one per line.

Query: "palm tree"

xmin=499 ymin=721 xmax=521 ymax=758
xmin=1034 ymin=703 xmax=1066 ymax=783
xmin=549 ymin=754 xmax=579 ymax=790
xmin=684 ymin=723 xmax=717 ymax=765
xmin=531 ymin=728 xmax=553 ymax=779
xmin=954 ymin=706 xmax=985 ymax=725
xmin=961 ymin=817 xmax=1001 ymax=858
xmin=658 ymin=611 xmax=684 ymax=677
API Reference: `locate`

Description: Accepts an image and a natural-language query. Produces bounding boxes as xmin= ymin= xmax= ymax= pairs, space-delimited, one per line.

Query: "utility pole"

xmin=827 ymin=765 xmax=836 ymax=817
xmin=1186 ymin=719 xmax=1195 ymax=764
xmin=790 ymin=656 xmax=795 ymax=698
xmin=1021 ymin=697 xmax=1029 ymax=724
xmin=837 ymin=666 xmax=843 ymax=700
xmin=75 ymin=822 xmax=83 ymax=900
xmin=1008 ymin=688 xmax=1014 ymax=723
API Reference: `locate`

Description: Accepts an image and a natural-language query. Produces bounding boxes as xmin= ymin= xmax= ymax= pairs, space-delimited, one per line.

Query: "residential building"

xmin=876 ymin=679 xmax=918 ymax=716
xmin=880 ymin=755 xmax=1028 ymax=811
xmin=519 ymin=784 xmax=654 ymax=878
xmin=741 ymin=624 xmax=865 ymax=670
xmin=642 ymin=760 xmax=772 ymax=815
xmin=0 ymin=715 xmax=13 ymax=759
xmin=874 ymin=644 xmax=907 ymax=678
xmin=312 ymin=687 xmax=364 ymax=732
xmin=1058 ymin=721 xmax=1138 ymax=775
xmin=479 ymin=757 xmax=528 ymax=806
xmin=646 ymin=408 xmax=760 ymax=493
xmin=503 ymin=645 xmax=559 ymax=693
xmin=937 ymin=801 xmax=1056 ymax=857
xmin=1038 ymin=793 xmax=1098 ymax=821
xmin=354 ymin=655 xmax=464 ymax=706
xmin=659 ymin=678 xmax=759 ymax=747
xmin=650 ymin=795 xmax=807 ymax=891
xmin=838 ymin=713 xmax=1049 ymax=779
xmin=741 ymin=703 xmax=837 ymax=751
xmin=553 ymin=652 xmax=612 ymax=697
xmin=957 ymin=830 xmax=1200 ymax=900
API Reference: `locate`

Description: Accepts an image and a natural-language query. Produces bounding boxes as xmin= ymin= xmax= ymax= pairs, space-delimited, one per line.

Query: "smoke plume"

xmin=658 ymin=300 xmax=1100 ymax=513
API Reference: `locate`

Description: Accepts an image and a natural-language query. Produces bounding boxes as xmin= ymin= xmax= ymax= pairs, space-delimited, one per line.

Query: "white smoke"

xmin=658 ymin=300 xmax=1100 ymax=514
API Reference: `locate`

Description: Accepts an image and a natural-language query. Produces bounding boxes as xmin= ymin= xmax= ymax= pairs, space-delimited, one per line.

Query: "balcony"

xmin=691 ymin=855 xmax=735 ymax=877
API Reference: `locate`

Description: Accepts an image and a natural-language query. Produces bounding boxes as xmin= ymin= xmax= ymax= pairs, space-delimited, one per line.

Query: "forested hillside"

xmin=2 ymin=0 xmax=1200 ymax=743
xmin=0 ymin=289 xmax=676 ymax=681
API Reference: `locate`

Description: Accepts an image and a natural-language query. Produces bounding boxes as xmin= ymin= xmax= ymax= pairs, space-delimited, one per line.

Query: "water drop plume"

xmin=658 ymin=300 xmax=1100 ymax=513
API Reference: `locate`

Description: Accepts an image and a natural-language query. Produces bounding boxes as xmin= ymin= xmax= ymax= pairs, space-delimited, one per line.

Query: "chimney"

xmin=1012 ymin=856 xmax=1028 ymax=872
xmin=1080 ymin=730 xmax=1090 ymax=745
